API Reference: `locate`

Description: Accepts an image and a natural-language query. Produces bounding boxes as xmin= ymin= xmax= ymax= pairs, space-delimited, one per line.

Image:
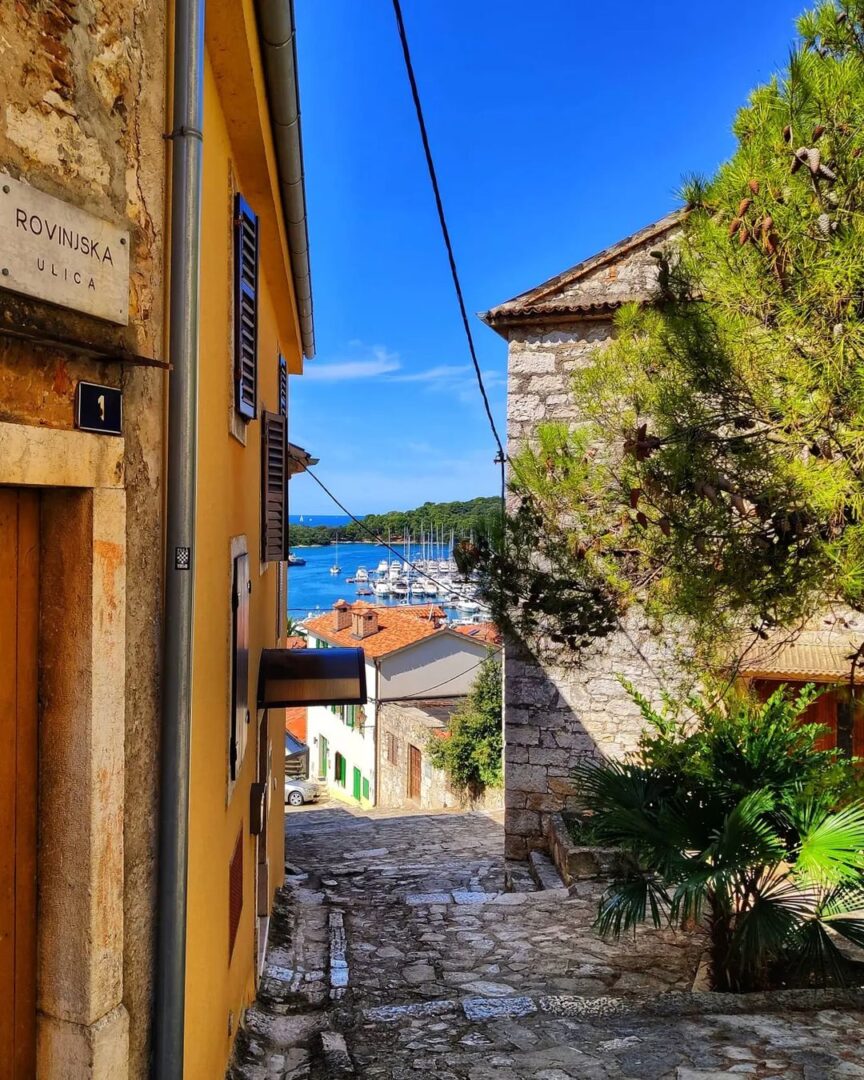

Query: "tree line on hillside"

xmin=288 ymin=496 xmax=500 ymax=547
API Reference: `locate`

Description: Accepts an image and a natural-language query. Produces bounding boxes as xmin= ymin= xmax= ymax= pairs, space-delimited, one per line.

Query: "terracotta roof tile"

xmin=285 ymin=636 xmax=308 ymax=650
xmin=285 ymin=707 xmax=307 ymax=742
xmin=454 ymin=621 xmax=502 ymax=645
xmin=302 ymin=603 xmax=446 ymax=659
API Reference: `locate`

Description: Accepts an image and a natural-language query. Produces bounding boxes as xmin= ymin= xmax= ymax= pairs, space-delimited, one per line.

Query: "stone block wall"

xmin=503 ymin=325 xmax=682 ymax=860
xmin=377 ymin=701 xmax=503 ymax=812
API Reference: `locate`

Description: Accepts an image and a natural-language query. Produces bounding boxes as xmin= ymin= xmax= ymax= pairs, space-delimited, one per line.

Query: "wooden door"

xmin=0 ymin=489 xmax=39 ymax=1078
xmin=408 ymin=745 xmax=421 ymax=802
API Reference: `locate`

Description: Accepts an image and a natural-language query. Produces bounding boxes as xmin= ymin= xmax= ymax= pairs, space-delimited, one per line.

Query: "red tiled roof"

xmin=302 ymin=603 xmax=446 ymax=659
xmin=454 ymin=622 xmax=502 ymax=646
xmin=285 ymin=707 xmax=307 ymax=742
xmin=285 ymin=636 xmax=307 ymax=650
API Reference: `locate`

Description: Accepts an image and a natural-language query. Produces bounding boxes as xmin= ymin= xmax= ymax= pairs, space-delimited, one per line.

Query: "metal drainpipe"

xmin=154 ymin=0 xmax=205 ymax=1073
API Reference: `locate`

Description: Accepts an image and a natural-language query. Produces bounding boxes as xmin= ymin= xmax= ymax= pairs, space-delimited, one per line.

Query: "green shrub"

xmin=427 ymin=655 xmax=502 ymax=792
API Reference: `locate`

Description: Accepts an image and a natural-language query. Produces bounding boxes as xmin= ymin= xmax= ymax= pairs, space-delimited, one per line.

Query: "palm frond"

xmin=794 ymin=801 xmax=864 ymax=886
xmin=595 ymin=873 xmax=673 ymax=938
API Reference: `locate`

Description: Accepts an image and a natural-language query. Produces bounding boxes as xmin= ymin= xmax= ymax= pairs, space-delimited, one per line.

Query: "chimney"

xmin=333 ymin=600 xmax=351 ymax=632
xmin=351 ymin=609 xmax=379 ymax=640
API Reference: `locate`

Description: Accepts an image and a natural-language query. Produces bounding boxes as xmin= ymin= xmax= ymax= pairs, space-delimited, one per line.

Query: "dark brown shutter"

xmin=261 ymin=411 xmax=287 ymax=562
xmin=231 ymin=553 xmax=250 ymax=780
xmin=278 ymin=354 xmax=288 ymax=417
xmin=228 ymin=829 xmax=243 ymax=960
xmin=234 ymin=194 xmax=259 ymax=421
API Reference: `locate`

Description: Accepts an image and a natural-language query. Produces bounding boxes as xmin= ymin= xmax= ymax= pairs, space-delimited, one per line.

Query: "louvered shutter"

xmin=278 ymin=355 xmax=290 ymax=559
xmin=234 ymin=194 xmax=259 ymax=421
xmin=261 ymin=411 xmax=287 ymax=563
xmin=230 ymin=552 xmax=250 ymax=780
xmin=278 ymin=354 xmax=288 ymax=417
xmin=228 ymin=829 xmax=243 ymax=960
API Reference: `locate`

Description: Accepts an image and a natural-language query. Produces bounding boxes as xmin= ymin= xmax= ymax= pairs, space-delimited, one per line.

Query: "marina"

xmin=286 ymin=538 xmax=491 ymax=626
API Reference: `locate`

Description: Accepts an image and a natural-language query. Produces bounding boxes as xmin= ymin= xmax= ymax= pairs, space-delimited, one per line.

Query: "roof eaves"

xmin=480 ymin=210 xmax=685 ymax=332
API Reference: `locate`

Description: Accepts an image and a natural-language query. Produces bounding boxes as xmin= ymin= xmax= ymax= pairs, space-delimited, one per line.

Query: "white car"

xmin=285 ymin=777 xmax=322 ymax=807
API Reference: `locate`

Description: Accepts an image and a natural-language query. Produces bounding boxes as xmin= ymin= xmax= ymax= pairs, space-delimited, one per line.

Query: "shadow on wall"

xmin=503 ymin=623 xmax=680 ymax=861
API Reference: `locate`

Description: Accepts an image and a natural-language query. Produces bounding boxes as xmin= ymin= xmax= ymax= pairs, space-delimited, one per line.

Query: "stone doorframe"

xmin=0 ymin=420 xmax=130 ymax=1078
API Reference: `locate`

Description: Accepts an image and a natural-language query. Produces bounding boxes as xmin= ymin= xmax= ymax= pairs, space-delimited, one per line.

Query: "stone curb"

xmin=362 ymin=985 xmax=864 ymax=1026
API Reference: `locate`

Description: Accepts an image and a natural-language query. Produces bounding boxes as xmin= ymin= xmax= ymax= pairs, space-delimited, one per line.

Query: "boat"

xmin=329 ymin=535 xmax=341 ymax=576
xmin=373 ymin=580 xmax=391 ymax=596
xmin=287 ymin=552 xmax=306 ymax=566
xmin=356 ymin=585 xmax=373 ymax=597
xmin=355 ymin=567 xmax=369 ymax=582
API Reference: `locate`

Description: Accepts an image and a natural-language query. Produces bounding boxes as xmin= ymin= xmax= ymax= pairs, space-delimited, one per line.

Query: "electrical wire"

xmin=391 ymin=0 xmax=507 ymax=496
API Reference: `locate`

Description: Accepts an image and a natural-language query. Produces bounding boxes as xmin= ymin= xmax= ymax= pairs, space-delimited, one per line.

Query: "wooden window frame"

xmin=386 ymin=731 xmax=399 ymax=766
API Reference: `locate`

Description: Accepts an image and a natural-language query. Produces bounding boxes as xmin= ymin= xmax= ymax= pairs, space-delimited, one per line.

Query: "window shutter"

xmin=228 ymin=829 xmax=243 ymax=960
xmin=234 ymin=194 xmax=259 ymax=421
xmin=261 ymin=411 xmax=287 ymax=563
xmin=230 ymin=553 xmax=250 ymax=780
xmin=278 ymin=354 xmax=288 ymax=417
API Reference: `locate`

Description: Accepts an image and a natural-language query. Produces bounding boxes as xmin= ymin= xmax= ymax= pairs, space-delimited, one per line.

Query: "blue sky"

xmin=289 ymin=0 xmax=805 ymax=516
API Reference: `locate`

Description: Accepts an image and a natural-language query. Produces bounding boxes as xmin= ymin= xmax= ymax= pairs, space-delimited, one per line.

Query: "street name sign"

xmin=0 ymin=173 xmax=130 ymax=325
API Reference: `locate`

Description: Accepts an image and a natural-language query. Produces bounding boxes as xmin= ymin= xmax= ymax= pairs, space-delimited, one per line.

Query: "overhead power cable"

xmin=390 ymin=0 xmax=507 ymax=480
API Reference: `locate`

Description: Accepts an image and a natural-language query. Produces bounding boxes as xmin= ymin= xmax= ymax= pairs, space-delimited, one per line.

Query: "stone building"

xmin=482 ymin=213 xmax=864 ymax=861
xmin=0 ymin=2 xmax=167 ymax=1075
xmin=481 ymin=214 xmax=694 ymax=860
xmin=0 ymin=1 xmax=315 ymax=1076
xmin=377 ymin=698 xmax=503 ymax=811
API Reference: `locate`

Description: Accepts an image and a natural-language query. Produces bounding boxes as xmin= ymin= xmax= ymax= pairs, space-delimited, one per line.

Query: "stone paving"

xmin=229 ymin=804 xmax=864 ymax=1079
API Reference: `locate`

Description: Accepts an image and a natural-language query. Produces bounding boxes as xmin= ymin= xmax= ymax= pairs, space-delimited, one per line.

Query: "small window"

xmin=344 ymin=705 xmax=356 ymax=729
xmin=234 ymin=194 xmax=259 ymax=421
xmin=230 ymin=552 xmax=250 ymax=782
xmin=334 ymin=752 xmax=347 ymax=787
xmin=317 ymin=638 xmax=330 ymax=650
xmin=261 ymin=411 xmax=287 ymax=563
xmin=386 ymin=732 xmax=398 ymax=766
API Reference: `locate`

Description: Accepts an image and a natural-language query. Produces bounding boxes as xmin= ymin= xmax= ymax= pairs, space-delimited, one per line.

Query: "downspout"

xmin=154 ymin=0 xmax=205 ymax=1074
xmin=254 ymin=0 xmax=315 ymax=359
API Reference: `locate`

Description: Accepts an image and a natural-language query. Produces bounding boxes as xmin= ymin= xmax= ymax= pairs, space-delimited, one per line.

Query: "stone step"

xmin=504 ymin=860 xmax=538 ymax=893
xmin=528 ymin=850 xmax=569 ymax=896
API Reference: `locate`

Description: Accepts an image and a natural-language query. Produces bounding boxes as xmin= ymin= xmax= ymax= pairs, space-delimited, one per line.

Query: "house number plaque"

xmin=76 ymin=381 xmax=123 ymax=436
xmin=0 ymin=173 xmax=130 ymax=325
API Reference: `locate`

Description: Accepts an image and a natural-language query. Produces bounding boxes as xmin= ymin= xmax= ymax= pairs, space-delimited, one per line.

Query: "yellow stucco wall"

xmin=184 ymin=45 xmax=292 ymax=1079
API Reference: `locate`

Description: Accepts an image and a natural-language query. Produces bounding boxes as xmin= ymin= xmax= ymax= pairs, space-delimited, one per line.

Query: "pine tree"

xmin=510 ymin=1 xmax=864 ymax=667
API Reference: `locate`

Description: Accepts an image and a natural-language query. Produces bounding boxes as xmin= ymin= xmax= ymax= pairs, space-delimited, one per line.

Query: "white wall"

xmin=378 ymin=632 xmax=493 ymax=700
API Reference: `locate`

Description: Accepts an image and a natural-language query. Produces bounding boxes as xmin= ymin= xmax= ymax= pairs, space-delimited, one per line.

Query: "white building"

xmin=303 ymin=601 xmax=499 ymax=805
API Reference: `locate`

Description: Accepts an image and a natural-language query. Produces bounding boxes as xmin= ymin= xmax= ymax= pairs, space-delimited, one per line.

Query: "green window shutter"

xmin=233 ymin=193 xmax=259 ymax=421
xmin=352 ymin=767 xmax=362 ymax=800
xmin=362 ymin=777 xmax=370 ymax=801
xmin=345 ymin=705 xmax=354 ymax=729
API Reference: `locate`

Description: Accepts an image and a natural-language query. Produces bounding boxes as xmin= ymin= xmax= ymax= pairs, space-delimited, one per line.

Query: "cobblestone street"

xmin=230 ymin=805 xmax=864 ymax=1079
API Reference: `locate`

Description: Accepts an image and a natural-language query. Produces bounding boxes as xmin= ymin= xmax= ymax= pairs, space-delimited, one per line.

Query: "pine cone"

xmin=761 ymin=215 xmax=774 ymax=232
xmin=783 ymin=124 xmax=792 ymax=143
xmin=807 ymin=147 xmax=821 ymax=175
xmin=629 ymin=488 xmax=641 ymax=509
xmin=818 ymin=163 xmax=837 ymax=182
xmin=748 ymin=179 xmax=760 ymax=194
xmin=739 ymin=227 xmax=750 ymax=246
xmin=738 ymin=197 xmax=752 ymax=216
xmin=728 ymin=217 xmax=743 ymax=237
xmin=812 ymin=124 xmax=826 ymax=141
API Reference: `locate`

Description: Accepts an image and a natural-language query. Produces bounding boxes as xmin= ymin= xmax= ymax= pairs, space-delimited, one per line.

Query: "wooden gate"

xmin=0 ymin=489 xmax=39 ymax=1078
xmin=408 ymin=744 xmax=421 ymax=802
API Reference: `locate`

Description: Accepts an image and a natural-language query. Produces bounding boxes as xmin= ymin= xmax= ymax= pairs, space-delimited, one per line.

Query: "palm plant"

xmin=576 ymin=684 xmax=864 ymax=991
